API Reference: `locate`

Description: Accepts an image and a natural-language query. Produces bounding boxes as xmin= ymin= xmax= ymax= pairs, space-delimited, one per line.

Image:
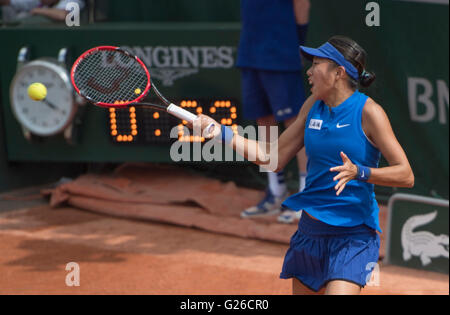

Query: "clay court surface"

xmin=0 ymin=174 xmax=448 ymax=295
xmin=0 ymin=205 xmax=448 ymax=295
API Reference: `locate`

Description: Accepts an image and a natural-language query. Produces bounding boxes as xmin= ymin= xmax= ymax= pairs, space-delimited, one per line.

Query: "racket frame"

xmin=71 ymin=45 xmax=215 ymax=134
xmin=70 ymin=46 xmax=152 ymax=108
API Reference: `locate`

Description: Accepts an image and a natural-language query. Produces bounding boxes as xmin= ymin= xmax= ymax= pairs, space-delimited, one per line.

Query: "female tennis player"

xmin=196 ymin=35 xmax=414 ymax=295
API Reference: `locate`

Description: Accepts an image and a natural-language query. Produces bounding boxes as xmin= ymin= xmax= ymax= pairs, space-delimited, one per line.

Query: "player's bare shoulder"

xmin=362 ymin=97 xmax=392 ymax=136
xmin=363 ymin=97 xmax=389 ymax=122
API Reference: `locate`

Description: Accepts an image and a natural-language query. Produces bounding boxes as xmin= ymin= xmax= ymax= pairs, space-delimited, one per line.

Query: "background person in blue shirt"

xmin=197 ymin=35 xmax=414 ymax=294
xmin=237 ymin=0 xmax=311 ymax=224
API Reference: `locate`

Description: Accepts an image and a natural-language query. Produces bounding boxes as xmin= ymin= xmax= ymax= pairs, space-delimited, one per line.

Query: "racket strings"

xmin=73 ymin=49 xmax=149 ymax=105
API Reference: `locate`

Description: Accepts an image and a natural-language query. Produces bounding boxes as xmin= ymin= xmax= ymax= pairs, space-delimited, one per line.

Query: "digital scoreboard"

xmin=109 ymin=98 xmax=239 ymax=144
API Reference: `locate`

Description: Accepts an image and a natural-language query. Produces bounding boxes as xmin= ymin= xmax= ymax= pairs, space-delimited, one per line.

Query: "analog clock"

xmin=10 ymin=59 xmax=77 ymax=138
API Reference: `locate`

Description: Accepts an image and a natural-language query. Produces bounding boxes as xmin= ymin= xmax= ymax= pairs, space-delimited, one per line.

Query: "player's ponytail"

xmin=328 ymin=35 xmax=376 ymax=89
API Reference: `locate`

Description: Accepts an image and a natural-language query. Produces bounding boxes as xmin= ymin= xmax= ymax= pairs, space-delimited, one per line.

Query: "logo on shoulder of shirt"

xmin=309 ymin=119 xmax=323 ymax=130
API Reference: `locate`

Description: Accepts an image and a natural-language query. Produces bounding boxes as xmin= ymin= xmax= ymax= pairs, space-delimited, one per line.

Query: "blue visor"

xmin=300 ymin=42 xmax=360 ymax=81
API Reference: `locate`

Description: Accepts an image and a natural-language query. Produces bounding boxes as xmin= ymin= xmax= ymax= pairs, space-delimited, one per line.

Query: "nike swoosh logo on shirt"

xmin=336 ymin=123 xmax=351 ymax=128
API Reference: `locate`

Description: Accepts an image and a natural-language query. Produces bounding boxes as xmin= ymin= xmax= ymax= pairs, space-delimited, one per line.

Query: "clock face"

xmin=10 ymin=60 xmax=76 ymax=137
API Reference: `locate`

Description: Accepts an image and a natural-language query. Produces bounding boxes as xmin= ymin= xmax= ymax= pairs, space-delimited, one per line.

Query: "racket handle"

xmin=167 ymin=103 xmax=197 ymax=122
xmin=167 ymin=103 xmax=216 ymax=138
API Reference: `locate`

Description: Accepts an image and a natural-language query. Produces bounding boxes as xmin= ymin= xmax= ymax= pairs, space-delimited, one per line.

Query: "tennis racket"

xmin=70 ymin=46 xmax=214 ymax=135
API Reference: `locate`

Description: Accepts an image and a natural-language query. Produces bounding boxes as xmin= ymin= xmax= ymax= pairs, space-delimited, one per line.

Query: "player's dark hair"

xmin=328 ymin=35 xmax=376 ymax=89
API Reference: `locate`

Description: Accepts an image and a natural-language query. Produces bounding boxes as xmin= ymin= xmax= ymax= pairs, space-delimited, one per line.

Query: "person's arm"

xmin=293 ymin=0 xmax=310 ymax=25
xmin=330 ymin=99 xmax=414 ymax=195
xmin=30 ymin=0 xmax=83 ymax=21
xmin=293 ymin=0 xmax=310 ymax=46
xmin=30 ymin=6 xmax=66 ymax=20
xmin=199 ymin=95 xmax=316 ymax=172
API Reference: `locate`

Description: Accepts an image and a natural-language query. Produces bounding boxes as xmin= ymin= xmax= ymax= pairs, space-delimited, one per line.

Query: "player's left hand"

xmin=329 ymin=151 xmax=358 ymax=196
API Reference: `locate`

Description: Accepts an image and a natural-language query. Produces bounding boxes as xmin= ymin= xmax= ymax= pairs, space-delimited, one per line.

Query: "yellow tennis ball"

xmin=28 ymin=83 xmax=47 ymax=101
xmin=135 ymin=88 xmax=142 ymax=95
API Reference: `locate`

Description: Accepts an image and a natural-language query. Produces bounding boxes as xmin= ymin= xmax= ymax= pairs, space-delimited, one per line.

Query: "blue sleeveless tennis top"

xmin=282 ymin=91 xmax=382 ymax=232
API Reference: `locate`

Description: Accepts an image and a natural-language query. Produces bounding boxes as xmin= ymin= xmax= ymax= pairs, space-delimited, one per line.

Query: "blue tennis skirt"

xmin=280 ymin=212 xmax=380 ymax=292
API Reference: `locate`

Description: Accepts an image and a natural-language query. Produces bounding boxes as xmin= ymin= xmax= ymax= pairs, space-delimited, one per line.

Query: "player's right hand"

xmin=194 ymin=114 xmax=221 ymax=139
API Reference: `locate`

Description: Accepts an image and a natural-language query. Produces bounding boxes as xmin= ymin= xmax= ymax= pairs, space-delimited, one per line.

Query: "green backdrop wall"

xmin=1 ymin=0 xmax=448 ymax=199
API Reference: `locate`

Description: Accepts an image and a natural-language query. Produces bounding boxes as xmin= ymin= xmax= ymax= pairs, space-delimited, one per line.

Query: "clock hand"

xmin=41 ymin=99 xmax=62 ymax=112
